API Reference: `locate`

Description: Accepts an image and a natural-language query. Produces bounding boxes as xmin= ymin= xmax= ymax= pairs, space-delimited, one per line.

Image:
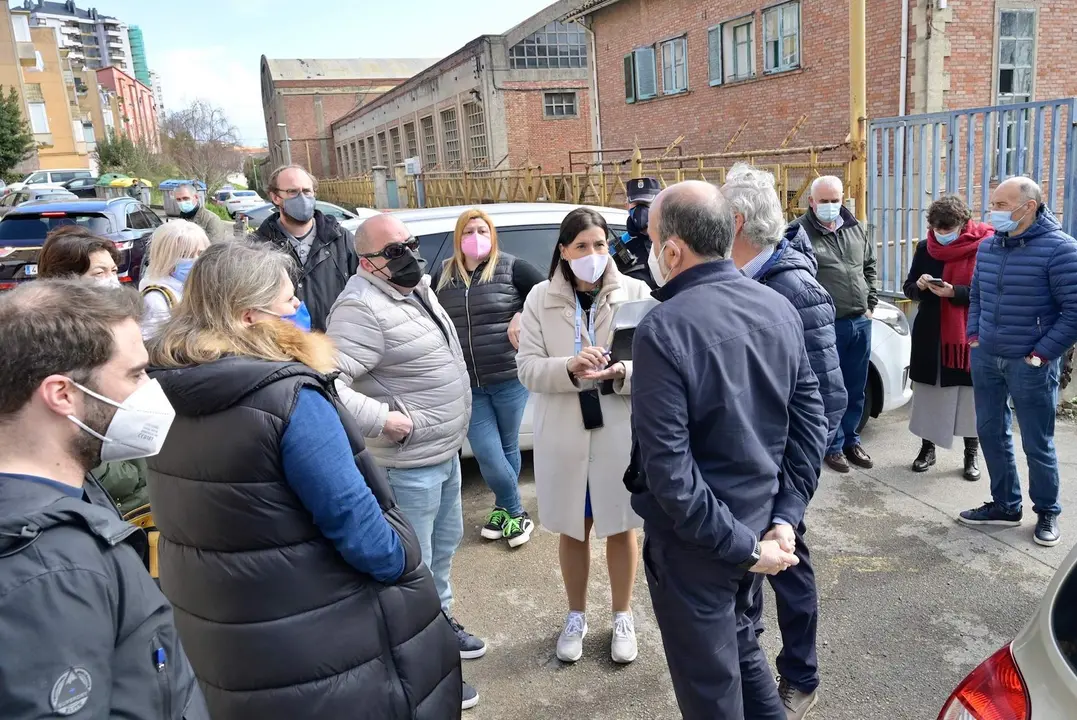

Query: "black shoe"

xmin=844 ymin=444 xmax=874 ymax=469
xmin=1034 ymin=512 xmax=1061 ymax=547
xmin=825 ymin=453 xmax=850 ymax=473
xmin=962 ymin=445 xmax=981 ymax=482
xmin=447 ymin=615 xmax=487 ymax=659
xmin=911 ymin=440 xmax=936 ymax=472
xmin=461 ymin=681 xmax=479 ymax=710
xmin=480 ymin=508 xmax=509 ymax=540
xmin=502 ymin=511 xmax=534 ymax=548
xmin=958 ymin=501 xmax=1022 ymax=527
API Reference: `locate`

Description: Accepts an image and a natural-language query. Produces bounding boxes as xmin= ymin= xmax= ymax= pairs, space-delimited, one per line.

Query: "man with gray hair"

xmin=626 ymin=180 xmax=827 ymax=719
xmin=959 ymin=176 xmax=1077 ymax=547
xmin=724 ymin=163 xmax=846 ymax=719
xmin=173 ymin=183 xmax=230 ymax=244
xmin=794 ymin=175 xmax=877 ymax=474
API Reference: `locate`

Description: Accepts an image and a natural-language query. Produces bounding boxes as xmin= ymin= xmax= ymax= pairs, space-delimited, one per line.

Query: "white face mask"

xmin=815 ymin=202 xmax=841 ymax=224
xmin=67 ymin=379 xmax=176 ymax=462
xmin=648 ymin=242 xmax=671 ymax=287
xmin=92 ymin=276 xmax=121 ymax=288
xmin=568 ymin=253 xmax=609 ymax=284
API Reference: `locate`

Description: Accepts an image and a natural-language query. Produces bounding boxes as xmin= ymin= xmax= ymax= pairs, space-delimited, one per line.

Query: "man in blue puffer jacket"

xmin=723 ymin=164 xmax=847 ymax=719
xmin=959 ymin=176 xmax=1077 ymax=548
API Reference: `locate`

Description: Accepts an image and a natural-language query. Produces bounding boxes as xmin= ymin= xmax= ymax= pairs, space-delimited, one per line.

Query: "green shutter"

xmin=624 ymin=54 xmax=636 ymax=103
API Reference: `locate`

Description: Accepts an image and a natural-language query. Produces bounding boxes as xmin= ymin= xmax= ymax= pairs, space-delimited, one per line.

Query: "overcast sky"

xmin=12 ymin=0 xmax=555 ymax=145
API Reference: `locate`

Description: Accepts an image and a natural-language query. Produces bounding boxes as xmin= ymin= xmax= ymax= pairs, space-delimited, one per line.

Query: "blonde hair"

xmin=149 ymin=240 xmax=300 ymax=367
xmin=145 ymin=220 xmax=210 ymax=279
xmin=436 ymin=208 xmax=499 ymax=291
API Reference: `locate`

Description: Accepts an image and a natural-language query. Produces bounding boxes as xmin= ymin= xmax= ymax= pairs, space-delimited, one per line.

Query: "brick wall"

xmin=503 ymin=81 xmax=592 ymax=170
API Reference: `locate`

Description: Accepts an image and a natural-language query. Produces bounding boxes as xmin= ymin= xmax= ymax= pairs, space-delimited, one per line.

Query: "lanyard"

xmin=574 ymin=296 xmax=597 ymax=354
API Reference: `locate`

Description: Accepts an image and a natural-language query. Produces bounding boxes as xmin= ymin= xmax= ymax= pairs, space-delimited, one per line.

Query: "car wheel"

xmin=857 ymin=369 xmax=876 ymax=433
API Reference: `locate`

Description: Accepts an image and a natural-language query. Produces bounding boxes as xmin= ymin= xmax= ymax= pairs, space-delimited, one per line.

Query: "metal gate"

xmin=867 ymin=98 xmax=1077 ymax=295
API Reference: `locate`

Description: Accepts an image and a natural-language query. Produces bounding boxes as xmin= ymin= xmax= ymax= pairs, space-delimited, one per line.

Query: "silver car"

xmin=938 ymin=542 xmax=1077 ymax=718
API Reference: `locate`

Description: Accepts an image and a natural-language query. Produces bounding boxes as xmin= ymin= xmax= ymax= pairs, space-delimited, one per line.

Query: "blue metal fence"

xmin=867 ymin=98 xmax=1077 ymax=296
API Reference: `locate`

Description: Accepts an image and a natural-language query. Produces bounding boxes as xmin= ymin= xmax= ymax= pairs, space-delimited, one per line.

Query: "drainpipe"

xmin=899 ymin=0 xmax=909 ymax=116
xmin=580 ymin=19 xmax=603 ymax=164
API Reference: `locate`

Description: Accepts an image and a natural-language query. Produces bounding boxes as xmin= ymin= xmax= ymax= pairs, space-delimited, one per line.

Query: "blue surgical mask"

xmin=262 ymin=301 xmax=312 ymax=332
xmin=176 ymin=199 xmax=197 ymax=214
xmin=989 ymin=208 xmax=1025 ymax=234
xmin=172 ymin=259 xmax=195 ymax=283
xmin=815 ymin=202 xmax=841 ymax=224
xmin=934 ymin=230 xmax=959 ymax=245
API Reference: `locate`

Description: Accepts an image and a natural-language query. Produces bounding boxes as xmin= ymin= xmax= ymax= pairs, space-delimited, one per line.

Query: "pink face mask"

xmin=461 ymin=231 xmax=492 ymax=261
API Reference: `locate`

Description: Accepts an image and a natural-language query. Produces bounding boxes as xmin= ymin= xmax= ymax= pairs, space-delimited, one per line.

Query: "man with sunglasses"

xmin=326 ymin=213 xmax=482 ymax=711
xmin=253 ymin=165 xmax=358 ymax=331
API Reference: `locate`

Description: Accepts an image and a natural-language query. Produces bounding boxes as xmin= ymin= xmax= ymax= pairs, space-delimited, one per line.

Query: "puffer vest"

xmin=147 ymin=358 xmax=462 ymax=720
xmin=436 ymin=253 xmax=523 ymax=386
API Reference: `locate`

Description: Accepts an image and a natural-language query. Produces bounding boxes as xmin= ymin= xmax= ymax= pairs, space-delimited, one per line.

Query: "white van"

xmin=5 ymin=169 xmax=94 ymax=195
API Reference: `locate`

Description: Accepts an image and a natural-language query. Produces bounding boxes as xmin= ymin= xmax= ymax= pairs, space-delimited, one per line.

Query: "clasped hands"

xmin=752 ymin=524 xmax=800 ymax=576
xmin=568 ymin=345 xmax=625 ymax=382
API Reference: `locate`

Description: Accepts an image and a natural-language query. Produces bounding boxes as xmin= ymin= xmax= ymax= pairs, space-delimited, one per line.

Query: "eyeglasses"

xmin=359 ymin=238 xmax=420 ymax=261
xmin=275 ymin=188 xmax=315 ymax=199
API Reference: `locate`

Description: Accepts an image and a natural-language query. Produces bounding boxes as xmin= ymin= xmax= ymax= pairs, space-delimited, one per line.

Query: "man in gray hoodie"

xmin=0 ymin=280 xmax=207 ymax=719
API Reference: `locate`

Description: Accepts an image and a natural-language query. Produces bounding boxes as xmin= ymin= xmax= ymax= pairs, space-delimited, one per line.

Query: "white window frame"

xmin=708 ymin=25 xmax=722 ymax=87
xmin=763 ymin=1 xmax=801 ymax=74
xmin=28 ymin=102 xmax=49 ymax=134
xmin=660 ymin=36 xmax=688 ymax=95
xmin=722 ymin=16 xmax=756 ymax=83
xmin=994 ymin=6 xmax=1036 ymax=105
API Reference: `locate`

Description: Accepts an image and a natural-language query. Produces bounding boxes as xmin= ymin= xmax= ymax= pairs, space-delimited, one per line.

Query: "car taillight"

xmin=938 ymin=645 xmax=1030 ymax=720
xmin=40 ymin=211 xmax=67 ymax=217
xmin=0 ymin=247 xmax=15 ymax=258
xmin=113 ymin=240 xmax=133 ymax=251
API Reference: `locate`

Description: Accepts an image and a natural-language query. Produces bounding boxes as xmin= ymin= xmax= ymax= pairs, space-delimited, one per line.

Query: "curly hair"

xmin=926 ymin=195 xmax=972 ymax=232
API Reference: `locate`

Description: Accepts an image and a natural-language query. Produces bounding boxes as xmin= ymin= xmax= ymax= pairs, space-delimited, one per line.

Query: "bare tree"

xmin=162 ymin=100 xmax=241 ymax=192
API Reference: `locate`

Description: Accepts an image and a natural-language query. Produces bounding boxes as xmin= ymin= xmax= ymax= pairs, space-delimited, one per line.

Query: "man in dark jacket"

xmin=794 ymin=176 xmax=877 ymax=474
xmin=611 ymin=176 xmax=660 ymax=288
xmin=960 ymin=177 xmax=1077 ymax=547
xmin=0 ymin=280 xmax=207 ymax=719
xmin=253 ymin=165 xmax=359 ymax=330
xmin=724 ymin=163 xmax=846 ymax=719
xmin=628 ymin=181 xmax=827 ymax=720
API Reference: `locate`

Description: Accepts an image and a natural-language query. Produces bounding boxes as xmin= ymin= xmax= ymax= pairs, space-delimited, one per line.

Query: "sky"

xmin=13 ymin=0 xmax=555 ymax=145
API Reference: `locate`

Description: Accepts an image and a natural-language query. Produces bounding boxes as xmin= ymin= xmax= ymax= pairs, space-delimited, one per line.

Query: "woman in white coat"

xmin=516 ymin=207 xmax=651 ymax=666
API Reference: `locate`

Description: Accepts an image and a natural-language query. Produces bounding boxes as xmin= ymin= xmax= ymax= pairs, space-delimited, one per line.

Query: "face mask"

xmin=176 ymin=199 xmax=197 ymax=214
xmin=989 ymin=205 xmax=1028 ymax=234
xmin=380 ymin=249 xmax=425 ymax=289
xmin=67 ymin=379 xmax=176 ymax=463
xmin=648 ymin=242 xmax=672 ymax=287
xmin=172 ymin=258 xmax=195 ymax=283
xmin=568 ymin=253 xmax=609 ymax=284
xmin=627 ymin=204 xmax=650 ymax=238
xmin=92 ymin=276 xmax=121 ymax=289
xmin=282 ymin=194 xmax=316 ymax=223
xmin=461 ymin=232 xmax=491 ymax=261
xmin=261 ymin=301 xmax=312 ymax=332
xmin=815 ymin=202 xmax=841 ymax=224
xmin=934 ymin=229 xmax=959 ymax=245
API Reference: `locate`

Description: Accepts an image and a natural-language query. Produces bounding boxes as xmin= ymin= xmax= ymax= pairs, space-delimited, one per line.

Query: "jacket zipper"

xmin=464 ymin=270 xmax=481 ymax=386
xmin=994 ymin=247 xmax=1008 ymax=336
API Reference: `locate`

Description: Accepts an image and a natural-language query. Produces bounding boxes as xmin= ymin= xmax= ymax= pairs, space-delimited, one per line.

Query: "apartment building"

xmin=96 ymin=65 xmax=159 ymax=152
xmin=0 ymin=4 xmax=37 ymax=171
xmin=21 ymin=21 xmax=92 ymax=170
xmin=18 ymin=0 xmax=133 ymax=74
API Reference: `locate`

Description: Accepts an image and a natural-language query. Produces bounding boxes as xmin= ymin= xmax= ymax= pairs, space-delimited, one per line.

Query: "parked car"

xmin=4 ymin=168 xmax=93 ymax=195
xmin=62 ymin=176 xmax=100 ymax=199
xmin=392 ymin=203 xmax=913 ymax=456
xmin=222 ymin=190 xmax=264 ymax=218
xmin=0 ymin=186 xmax=78 ymax=217
xmin=239 ymin=201 xmax=379 ymax=234
xmin=0 ymin=197 xmax=161 ymax=290
xmin=938 ymin=542 xmax=1077 ymax=719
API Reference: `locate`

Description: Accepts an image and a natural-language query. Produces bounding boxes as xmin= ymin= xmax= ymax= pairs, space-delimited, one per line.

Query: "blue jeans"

xmin=467 ymin=378 xmax=529 ymax=516
xmin=829 ymin=314 xmax=873 ymax=454
xmin=386 ymin=456 xmax=463 ymax=612
xmin=971 ymin=349 xmax=1062 ymax=515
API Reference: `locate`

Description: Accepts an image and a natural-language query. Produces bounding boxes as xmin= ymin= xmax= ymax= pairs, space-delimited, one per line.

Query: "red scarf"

xmin=926 ymin=220 xmax=993 ymax=371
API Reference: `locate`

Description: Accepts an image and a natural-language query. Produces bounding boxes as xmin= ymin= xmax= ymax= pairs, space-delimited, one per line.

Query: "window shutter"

xmin=624 ymin=54 xmax=636 ymax=103
xmin=635 ymin=47 xmax=657 ymax=99
xmin=708 ymin=27 xmax=722 ymax=85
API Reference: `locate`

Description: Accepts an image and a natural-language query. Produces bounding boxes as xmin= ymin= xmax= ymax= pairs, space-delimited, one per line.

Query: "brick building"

xmin=95 ymin=65 xmax=157 ymax=152
xmin=566 ymin=0 xmax=1077 ymax=157
xmin=331 ymin=0 xmax=594 ymax=176
xmin=260 ymin=58 xmax=436 ymax=179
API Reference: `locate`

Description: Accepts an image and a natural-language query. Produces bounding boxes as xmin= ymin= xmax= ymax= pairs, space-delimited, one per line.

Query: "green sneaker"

xmin=480 ymin=508 xmax=510 ymax=540
xmin=503 ymin=511 xmax=535 ymax=548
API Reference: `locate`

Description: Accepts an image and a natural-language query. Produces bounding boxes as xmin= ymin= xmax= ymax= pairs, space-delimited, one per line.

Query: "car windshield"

xmin=0 ymin=214 xmax=113 ymax=243
xmin=235 ymin=191 xmax=257 ymax=197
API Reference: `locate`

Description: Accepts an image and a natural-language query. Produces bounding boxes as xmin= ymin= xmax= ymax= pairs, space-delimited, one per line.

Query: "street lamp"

xmin=276 ymin=122 xmax=292 ymax=166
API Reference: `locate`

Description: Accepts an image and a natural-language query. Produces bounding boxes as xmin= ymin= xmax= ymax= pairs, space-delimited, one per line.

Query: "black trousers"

xmin=644 ymin=532 xmax=785 ymax=720
xmin=747 ymin=521 xmax=820 ymax=693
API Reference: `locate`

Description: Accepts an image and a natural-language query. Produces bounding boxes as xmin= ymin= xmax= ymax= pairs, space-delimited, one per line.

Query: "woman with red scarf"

xmin=903 ymin=195 xmax=994 ymax=480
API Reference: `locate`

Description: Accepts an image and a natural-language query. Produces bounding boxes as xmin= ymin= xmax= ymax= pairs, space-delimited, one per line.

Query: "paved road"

xmin=450 ymin=406 xmax=1075 ymax=719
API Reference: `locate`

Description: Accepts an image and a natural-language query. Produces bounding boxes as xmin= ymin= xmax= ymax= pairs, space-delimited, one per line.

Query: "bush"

xmin=203 ymin=202 xmax=231 ymax=221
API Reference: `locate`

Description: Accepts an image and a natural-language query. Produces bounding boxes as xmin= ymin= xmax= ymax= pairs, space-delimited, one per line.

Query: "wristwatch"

xmin=1027 ymin=354 xmax=1044 ymax=368
xmin=738 ymin=541 xmax=762 ymax=571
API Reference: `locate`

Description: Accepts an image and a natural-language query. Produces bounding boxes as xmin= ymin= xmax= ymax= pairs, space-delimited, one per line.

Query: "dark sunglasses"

xmin=359 ymin=238 xmax=419 ymax=261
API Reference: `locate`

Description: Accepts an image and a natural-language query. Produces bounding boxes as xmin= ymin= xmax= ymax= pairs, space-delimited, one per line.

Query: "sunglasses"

xmin=359 ymin=238 xmax=420 ymax=261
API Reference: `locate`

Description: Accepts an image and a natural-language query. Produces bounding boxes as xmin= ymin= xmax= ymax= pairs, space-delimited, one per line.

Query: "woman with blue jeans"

xmin=436 ymin=208 xmax=545 ymax=547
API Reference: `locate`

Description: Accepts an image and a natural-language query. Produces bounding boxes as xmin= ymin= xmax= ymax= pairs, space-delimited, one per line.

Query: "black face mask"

xmin=627 ymin=204 xmax=650 ymax=239
xmin=381 ymin=249 xmax=426 ymax=289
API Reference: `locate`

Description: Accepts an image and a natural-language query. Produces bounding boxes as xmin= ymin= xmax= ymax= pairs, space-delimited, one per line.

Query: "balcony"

xmin=60 ymin=25 xmax=80 ymax=35
xmin=34 ymin=132 xmax=53 ymax=148
xmin=16 ymin=41 xmax=36 ymax=67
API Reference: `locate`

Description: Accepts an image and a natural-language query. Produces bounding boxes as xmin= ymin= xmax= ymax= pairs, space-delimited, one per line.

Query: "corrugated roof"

xmin=265 ymin=58 xmax=438 ymax=82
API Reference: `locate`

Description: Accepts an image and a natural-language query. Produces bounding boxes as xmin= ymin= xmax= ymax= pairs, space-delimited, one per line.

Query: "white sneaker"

xmin=611 ymin=612 xmax=638 ymax=664
xmin=556 ymin=611 xmax=587 ymax=662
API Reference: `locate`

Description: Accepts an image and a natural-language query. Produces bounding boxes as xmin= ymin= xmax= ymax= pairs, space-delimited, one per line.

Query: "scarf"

xmin=926 ymin=220 xmax=993 ymax=371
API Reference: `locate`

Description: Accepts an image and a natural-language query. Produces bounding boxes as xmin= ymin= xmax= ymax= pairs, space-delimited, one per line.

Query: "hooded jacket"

xmin=147 ymin=324 xmax=461 ymax=720
xmin=753 ymin=225 xmax=848 ymax=450
xmin=968 ymin=205 xmax=1077 ymax=360
xmin=254 ymin=209 xmax=359 ymax=332
xmin=0 ymin=473 xmax=208 ymax=719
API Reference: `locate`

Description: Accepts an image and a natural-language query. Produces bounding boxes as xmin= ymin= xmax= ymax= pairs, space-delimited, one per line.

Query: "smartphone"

xmin=927 ymin=277 xmax=947 ymax=286
xmin=577 ymin=389 xmax=605 ymax=430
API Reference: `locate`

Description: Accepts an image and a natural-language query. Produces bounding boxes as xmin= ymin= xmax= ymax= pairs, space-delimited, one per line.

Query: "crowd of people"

xmin=0 ymin=158 xmax=1074 ymax=720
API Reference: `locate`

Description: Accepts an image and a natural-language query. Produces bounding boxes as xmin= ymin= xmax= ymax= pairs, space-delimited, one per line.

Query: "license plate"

xmin=24 ymin=264 xmax=37 ymax=277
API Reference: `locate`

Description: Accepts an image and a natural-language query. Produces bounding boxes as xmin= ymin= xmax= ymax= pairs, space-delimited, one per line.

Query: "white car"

xmin=222 ymin=190 xmax=264 ymax=218
xmin=239 ymin=201 xmax=378 ymax=235
xmin=394 ymin=203 xmax=913 ymax=457
xmin=5 ymin=168 xmax=93 ymax=196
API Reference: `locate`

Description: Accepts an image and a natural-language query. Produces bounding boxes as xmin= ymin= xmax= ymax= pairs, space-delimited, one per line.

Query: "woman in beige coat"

xmin=516 ymin=207 xmax=651 ymax=666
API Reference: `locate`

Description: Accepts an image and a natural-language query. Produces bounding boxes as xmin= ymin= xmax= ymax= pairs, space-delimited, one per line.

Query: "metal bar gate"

xmin=867 ymin=98 xmax=1077 ymax=296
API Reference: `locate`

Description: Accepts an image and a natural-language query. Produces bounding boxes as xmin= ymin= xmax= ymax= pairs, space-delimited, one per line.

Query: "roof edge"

xmin=563 ymin=0 xmax=625 ymax=22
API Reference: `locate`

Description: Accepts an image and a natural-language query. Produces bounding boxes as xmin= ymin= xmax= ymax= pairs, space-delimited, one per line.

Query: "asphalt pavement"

xmin=450 ymin=406 xmax=1075 ymax=720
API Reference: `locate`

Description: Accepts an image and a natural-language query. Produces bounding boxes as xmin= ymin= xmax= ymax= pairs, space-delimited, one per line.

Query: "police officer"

xmin=611 ymin=177 xmax=660 ymax=288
